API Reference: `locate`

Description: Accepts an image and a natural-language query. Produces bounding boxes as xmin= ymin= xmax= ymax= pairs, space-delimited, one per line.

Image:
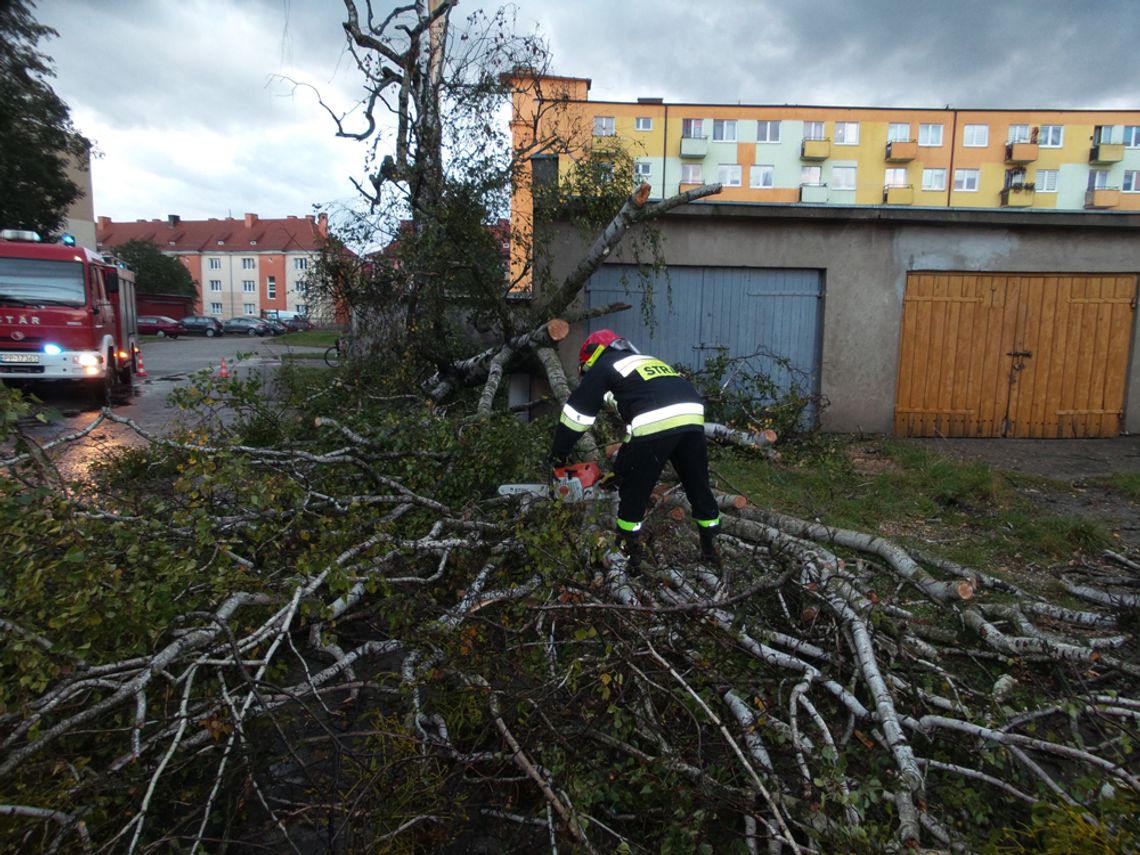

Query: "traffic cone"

xmin=134 ymin=348 xmax=148 ymax=378
xmin=218 ymin=358 xmax=230 ymax=379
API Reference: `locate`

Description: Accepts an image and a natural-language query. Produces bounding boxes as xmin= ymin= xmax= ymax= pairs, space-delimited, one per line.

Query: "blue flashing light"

xmin=61 ymin=234 xmax=77 ymax=246
xmin=43 ymin=343 xmax=63 ymax=356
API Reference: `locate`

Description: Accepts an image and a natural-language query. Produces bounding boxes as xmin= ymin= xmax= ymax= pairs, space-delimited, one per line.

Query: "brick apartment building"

xmin=97 ymin=212 xmax=331 ymax=322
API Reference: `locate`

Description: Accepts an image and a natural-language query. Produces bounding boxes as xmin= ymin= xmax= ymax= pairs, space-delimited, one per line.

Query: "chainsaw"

xmin=497 ymin=461 xmax=612 ymax=502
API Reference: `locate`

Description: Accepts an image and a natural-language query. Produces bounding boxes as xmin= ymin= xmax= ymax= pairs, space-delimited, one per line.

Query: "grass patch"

xmin=1100 ymin=470 xmax=1140 ymax=500
xmin=266 ymin=330 xmax=342 ymax=347
xmin=712 ymin=434 xmax=1112 ymax=570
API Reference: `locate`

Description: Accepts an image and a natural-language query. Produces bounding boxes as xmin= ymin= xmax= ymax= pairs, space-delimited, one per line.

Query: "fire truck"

xmin=0 ymin=229 xmax=140 ymax=403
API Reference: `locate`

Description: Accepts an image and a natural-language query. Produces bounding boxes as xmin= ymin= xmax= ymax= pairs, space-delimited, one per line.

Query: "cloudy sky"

xmin=34 ymin=0 xmax=1140 ymax=225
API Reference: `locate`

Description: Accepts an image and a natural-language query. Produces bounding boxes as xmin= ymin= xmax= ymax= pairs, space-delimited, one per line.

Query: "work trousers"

xmin=612 ymin=430 xmax=719 ymax=531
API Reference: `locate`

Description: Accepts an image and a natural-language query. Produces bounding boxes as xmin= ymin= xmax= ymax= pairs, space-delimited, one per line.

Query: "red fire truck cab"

xmin=0 ymin=229 xmax=140 ymax=403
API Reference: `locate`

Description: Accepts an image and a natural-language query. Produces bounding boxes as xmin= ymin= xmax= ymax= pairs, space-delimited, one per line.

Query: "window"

xmin=918 ymin=123 xmax=944 ymax=146
xmin=831 ymin=166 xmax=856 ymax=190
xmin=243 ymin=303 xmax=256 ymax=315
xmin=922 ymin=168 xmax=946 ymax=191
xmin=293 ymin=257 xmax=308 ymax=270
xmin=803 ymin=121 xmax=825 ymax=141
xmin=963 ymin=124 xmax=989 ymax=147
xmin=209 ymin=279 xmax=222 ymax=292
xmin=208 ymin=258 xmax=221 ymax=270
xmin=887 ymin=123 xmax=910 ymax=142
xmin=757 ymin=120 xmax=780 ymax=143
xmin=1124 ymin=126 xmax=1140 ymax=147
xmin=1124 ymin=171 xmax=1140 ymax=192
xmin=209 ymin=302 xmax=223 ymax=314
xmin=1036 ymin=169 xmax=1058 ymax=192
xmin=592 ymin=116 xmax=615 ymax=136
xmin=680 ymin=163 xmax=703 ymax=183
xmin=834 ymin=121 xmax=859 ymax=145
xmin=750 ymin=164 xmax=775 ymax=188
xmin=1005 ymin=168 xmax=1028 ymax=189
xmin=1039 ymin=125 xmax=1063 ymax=147
xmin=712 ymin=119 xmax=737 ymax=141
xmin=801 ymin=165 xmax=822 ymax=185
xmin=241 ymin=257 xmax=255 ymax=269
xmin=242 ymin=279 xmax=255 ymax=293
xmin=953 ymin=168 xmax=980 ymax=191
xmin=681 ymin=118 xmax=704 ymax=139
xmin=635 ymin=117 xmax=653 ymax=131
xmin=1088 ymin=169 xmax=1111 ymax=190
xmin=267 ymin=276 xmax=277 ymax=299
xmin=884 ymin=167 xmax=908 ymax=187
xmin=717 ymin=164 xmax=742 ymax=186
xmin=635 ymin=160 xmax=652 ymax=178
xmin=1094 ymin=125 xmax=1123 ymax=145
xmin=1007 ymin=124 xmax=1030 ymax=144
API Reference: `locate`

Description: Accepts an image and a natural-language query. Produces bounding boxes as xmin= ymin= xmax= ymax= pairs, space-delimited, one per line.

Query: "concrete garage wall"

xmin=539 ymin=205 xmax=1140 ymax=434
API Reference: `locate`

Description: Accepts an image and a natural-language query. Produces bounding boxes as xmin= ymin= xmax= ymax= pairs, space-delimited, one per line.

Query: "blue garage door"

xmin=585 ymin=265 xmax=824 ymax=425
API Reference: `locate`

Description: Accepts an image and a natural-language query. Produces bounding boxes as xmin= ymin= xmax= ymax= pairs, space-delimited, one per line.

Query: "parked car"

xmin=180 ymin=315 xmax=225 ymax=337
xmin=262 ymin=318 xmax=288 ymax=336
xmin=223 ymin=317 xmax=272 ymax=336
xmin=137 ymin=315 xmax=187 ymax=338
xmin=283 ymin=315 xmax=315 ymax=332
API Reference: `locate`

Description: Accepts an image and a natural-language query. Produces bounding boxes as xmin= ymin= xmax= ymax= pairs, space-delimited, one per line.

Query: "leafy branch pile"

xmin=1 ymin=364 xmax=1137 ymax=854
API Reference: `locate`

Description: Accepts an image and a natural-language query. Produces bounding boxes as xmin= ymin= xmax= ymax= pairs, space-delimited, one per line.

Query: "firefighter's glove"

xmin=545 ymin=452 xmax=566 ymax=485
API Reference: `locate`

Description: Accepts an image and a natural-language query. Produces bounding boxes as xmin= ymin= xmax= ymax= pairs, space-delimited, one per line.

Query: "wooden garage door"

xmin=894 ymin=273 xmax=1137 ymax=438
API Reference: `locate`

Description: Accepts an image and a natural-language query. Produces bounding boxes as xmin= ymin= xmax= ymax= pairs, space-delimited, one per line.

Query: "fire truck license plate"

xmin=0 ymin=354 xmax=39 ymax=363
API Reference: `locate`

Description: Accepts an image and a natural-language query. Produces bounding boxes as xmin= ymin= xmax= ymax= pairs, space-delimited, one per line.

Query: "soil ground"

xmin=900 ymin=435 xmax=1140 ymax=551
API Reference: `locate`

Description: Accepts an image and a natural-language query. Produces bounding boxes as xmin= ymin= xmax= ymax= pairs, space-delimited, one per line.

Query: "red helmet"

xmin=578 ymin=329 xmax=622 ymax=371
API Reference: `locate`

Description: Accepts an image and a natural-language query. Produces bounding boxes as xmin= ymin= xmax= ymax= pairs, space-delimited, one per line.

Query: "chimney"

xmin=168 ymin=214 xmax=180 ymax=227
xmin=318 ymin=212 xmax=329 ymax=237
xmin=97 ymin=216 xmax=111 ymax=228
xmin=244 ymin=213 xmax=258 ymax=228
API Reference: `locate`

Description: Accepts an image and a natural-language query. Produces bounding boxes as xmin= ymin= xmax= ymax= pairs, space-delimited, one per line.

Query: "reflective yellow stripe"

xmin=629 ymin=412 xmax=705 ymax=437
xmin=629 ymin=402 xmax=704 ymax=431
xmin=696 ymin=516 xmax=720 ymax=528
xmin=617 ymin=518 xmax=642 ymax=532
xmin=559 ymin=412 xmax=590 ymax=432
xmin=583 ymin=344 xmax=607 ymax=372
xmin=612 ymin=354 xmax=655 ymax=377
xmin=560 ymin=403 xmax=595 ymax=429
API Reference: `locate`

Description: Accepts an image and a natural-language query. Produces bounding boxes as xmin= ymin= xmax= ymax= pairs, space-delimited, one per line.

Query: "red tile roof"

xmin=96 ymin=213 xmax=330 ymax=253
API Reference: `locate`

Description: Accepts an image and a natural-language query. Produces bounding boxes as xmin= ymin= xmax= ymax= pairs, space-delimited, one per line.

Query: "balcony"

xmin=1085 ymin=187 xmax=1121 ymax=208
xmin=883 ymin=185 xmax=914 ymax=205
xmin=1005 ymin=142 xmax=1039 ymax=164
xmin=799 ymin=183 xmax=829 ymax=203
xmin=800 ymin=138 xmax=830 ymax=161
xmin=1090 ymin=143 xmax=1124 ymax=164
xmin=1000 ymin=186 xmax=1036 ymax=207
xmin=680 ymin=136 xmax=708 ymax=158
xmin=885 ymin=140 xmax=917 ymax=162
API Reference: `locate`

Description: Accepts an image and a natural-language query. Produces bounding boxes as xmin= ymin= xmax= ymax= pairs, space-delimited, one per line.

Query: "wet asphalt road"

xmin=5 ymin=335 xmax=327 ymax=478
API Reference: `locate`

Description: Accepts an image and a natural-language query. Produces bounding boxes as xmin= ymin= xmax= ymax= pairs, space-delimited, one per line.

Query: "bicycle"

xmin=324 ymin=336 xmax=347 ymax=368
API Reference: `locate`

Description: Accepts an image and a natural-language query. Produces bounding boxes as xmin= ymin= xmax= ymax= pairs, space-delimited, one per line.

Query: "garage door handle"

xmin=1007 ymin=350 xmax=1033 ymax=358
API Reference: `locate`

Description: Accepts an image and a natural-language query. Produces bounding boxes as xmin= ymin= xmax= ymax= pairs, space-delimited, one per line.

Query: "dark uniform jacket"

xmin=551 ymin=348 xmax=705 ymax=461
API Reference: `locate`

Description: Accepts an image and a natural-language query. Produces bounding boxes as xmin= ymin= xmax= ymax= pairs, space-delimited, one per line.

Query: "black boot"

xmin=617 ymin=531 xmax=643 ymax=574
xmin=698 ymin=526 xmax=721 ymax=569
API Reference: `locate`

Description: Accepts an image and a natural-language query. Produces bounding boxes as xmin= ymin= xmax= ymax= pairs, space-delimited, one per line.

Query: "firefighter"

xmin=548 ymin=329 xmax=721 ymax=571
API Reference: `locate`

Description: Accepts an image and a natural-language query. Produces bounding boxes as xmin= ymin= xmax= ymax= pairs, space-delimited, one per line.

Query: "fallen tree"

xmin=1 ymin=385 xmax=1137 ymax=852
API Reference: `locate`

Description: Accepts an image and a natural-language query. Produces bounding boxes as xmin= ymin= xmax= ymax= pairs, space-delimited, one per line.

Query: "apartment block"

xmin=508 ymin=71 xmax=1140 ymax=214
xmin=96 ymin=212 xmax=329 ymax=321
